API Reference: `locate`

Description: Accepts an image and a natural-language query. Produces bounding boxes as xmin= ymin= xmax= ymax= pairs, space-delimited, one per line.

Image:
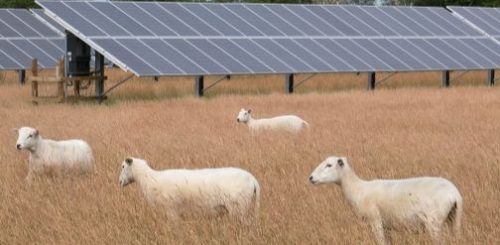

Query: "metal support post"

xmin=18 ymin=70 xmax=26 ymax=85
xmin=442 ymin=70 xmax=450 ymax=87
xmin=195 ymin=76 xmax=204 ymax=97
xmin=368 ymin=72 xmax=376 ymax=90
xmin=487 ymin=69 xmax=495 ymax=86
xmin=285 ymin=74 xmax=294 ymax=94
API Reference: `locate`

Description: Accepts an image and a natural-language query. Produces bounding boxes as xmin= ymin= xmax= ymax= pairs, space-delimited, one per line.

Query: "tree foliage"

xmin=0 ymin=0 xmax=37 ymax=9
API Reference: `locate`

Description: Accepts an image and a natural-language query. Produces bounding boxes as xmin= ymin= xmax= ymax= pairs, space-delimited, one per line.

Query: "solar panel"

xmin=31 ymin=9 xmax=65 ymax=35
xmin=37 ymin=2 xmax=500 ymax=77
xmin=0 ymin=9 xmax=64 ymax=70
xmin=448 ymin=7 xmax=500 ymax=37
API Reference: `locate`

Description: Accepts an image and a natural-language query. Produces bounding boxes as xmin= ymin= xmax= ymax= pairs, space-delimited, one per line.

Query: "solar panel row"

xmin=0 ymin=9 xmax=64 ymax=70
xmin=41 ymin=2 xmax=480 ymax=38
xmin=38 ymin=1 xmax=500 ymax=77
xmin=90 ymin=37 xmax=500 ymax=76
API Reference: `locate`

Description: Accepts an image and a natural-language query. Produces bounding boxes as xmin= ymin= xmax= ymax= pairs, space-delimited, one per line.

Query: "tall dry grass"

xmin=0 ymin=70 xmax=499 ymax=244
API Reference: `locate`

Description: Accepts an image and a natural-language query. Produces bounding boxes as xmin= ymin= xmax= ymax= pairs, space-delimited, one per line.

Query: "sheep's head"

xmin=236 ymin=108 xmax=252 ymax=123
xmin=119 ymin=157 xmax=136 ymax=187
xmin=309 ymin=156 xmax=348 ymax=185
xmin=14 ymin=127 xmax=39 ymax=151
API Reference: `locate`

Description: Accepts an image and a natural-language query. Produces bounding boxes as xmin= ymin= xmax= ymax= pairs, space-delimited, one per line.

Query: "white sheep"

xmin=119 ymin=157 xmax=260 ymax=221
xmin=236 ymin=108 xmax=309 ymax=133
xmin=14 ymin=126 xmax=94 ymax=181
xmin=309 ymin=156 xmax=463 ymax=245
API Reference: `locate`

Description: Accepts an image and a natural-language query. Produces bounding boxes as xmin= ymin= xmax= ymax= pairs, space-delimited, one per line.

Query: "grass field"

xmin=0 ymin=69 xmax=499 ymax=244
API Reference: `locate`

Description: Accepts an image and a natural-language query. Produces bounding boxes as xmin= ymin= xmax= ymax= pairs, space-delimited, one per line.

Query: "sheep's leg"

xmin=370 ymin=220 xmax=388 ymax=245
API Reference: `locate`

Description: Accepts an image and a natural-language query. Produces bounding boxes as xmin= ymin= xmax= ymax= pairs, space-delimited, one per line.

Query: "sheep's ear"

xmin=248 ymin=109 xmax=252 ymax=114
xmin=338 ymin=158 xmax=344 ymax=168
xmin=34 ymin=129 xmax=39 ymax=137
xmin=125 ymin=158 xmax=133 ymax=166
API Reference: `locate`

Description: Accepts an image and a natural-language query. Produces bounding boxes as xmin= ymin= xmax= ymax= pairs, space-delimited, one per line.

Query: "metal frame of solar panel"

xmin=38 ymin=1 xmax=500 ymax=96
xmin=0 ymin=9 xmax=64 ymax=74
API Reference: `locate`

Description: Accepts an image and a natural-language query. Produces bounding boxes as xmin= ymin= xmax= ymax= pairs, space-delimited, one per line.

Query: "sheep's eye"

xmin=326 ymin=164 xmax=332 ymax=168
xmin=27 ymin=135 xmax=32 ymax=138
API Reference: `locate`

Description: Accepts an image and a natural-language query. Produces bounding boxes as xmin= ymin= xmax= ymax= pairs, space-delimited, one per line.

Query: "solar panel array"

xmin=0 ymin=9 xmax=65 ymax=70
xmin=38 ymin=1 xmax=500 ymax=76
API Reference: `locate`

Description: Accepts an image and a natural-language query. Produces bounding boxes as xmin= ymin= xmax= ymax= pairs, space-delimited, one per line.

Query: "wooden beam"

xmin=28 ymin=75 xmax=107 ymax=83
xmin=56 ymin=59 xmax=65 ymax=98
xmin=31 ymin=59 xmax=38 ymax=97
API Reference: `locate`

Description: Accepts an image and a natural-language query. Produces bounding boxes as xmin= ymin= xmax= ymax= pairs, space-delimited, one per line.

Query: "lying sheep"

xmin=309 ymin=156 xmax=463 ymax=245
xmin=119 ymin=157 xmax=260 ymax=221
xmin=14 ymin=126 xmax=94 ymax=181
xmin=236 ymin=108 xmax=309 ymax=133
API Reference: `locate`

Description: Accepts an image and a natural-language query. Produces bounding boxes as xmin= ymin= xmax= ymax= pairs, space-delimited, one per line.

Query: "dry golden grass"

xmin=0 ymin=69 xmax=499 ymax=244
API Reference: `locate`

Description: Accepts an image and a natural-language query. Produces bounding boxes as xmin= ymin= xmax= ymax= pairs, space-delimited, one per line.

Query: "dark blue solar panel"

xmin=245 ymin=5 xmax=302 ymax=36
xmin=188 ymin=39 xmax=250 ymax=73
xmin=182 ymin=4 xmax=242 ymax=36
xmin=0 ymin=40 xmax=31 ymax=67
xmin=232 ymin=39 xmax=291 ymax=73
xmin=0 ymin=10 xmax=40 ymax=37
xmin=159 ymin=3 xmax=220 ymax=36
xmin=13 ymin=39 xmax=56 ymax=68
xmin=163 ymin=39 xmax=228 ymax=74
xmin=342 ymin=6 xmax=397 ymax=36
xmin=268 ymin=5 xmax=323 ymax=36
xmin=0 ymin=49 xmax=20 ymax=69
xmin=390 ymin=39 xmax=446 ymax=70
xmin=0 ymin=9 xmax=64 ymax=70
xmin=116 ymin=39 xmax=183 ymax=75
xmin=315 ymin=39 xmax=373 ymax=71
xmin=295 ymin=39 xmax=355 ymax=71
xmin=255 ymin=39 xmax=313 ymax=72
xmin=90 ymin=2 xmax=154 ymax=36
xmin=32 ymin=9 xmax=65 ymax=34
xmin=113 ymin=3 xmax=176 ymax=36
xmin=210 ymin=39 xmax=273 ymax=73
xmin=93 ymin=38 xmax=158 ymax=75
xmin=138 ymin=3 xmax=197 ymax=36
xmin=225 ymin=5 xmax=283 ymax=36
xmin=142 ymin=39 xmax=205 ymax=74
xmin=274 ymin=39 xmax=332 ymax=72
xmin=373 ymin=39 xmax=428 ymax=70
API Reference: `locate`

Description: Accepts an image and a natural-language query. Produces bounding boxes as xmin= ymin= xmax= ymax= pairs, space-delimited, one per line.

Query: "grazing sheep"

xmin=119 ymin=157 xmax=260 ymax=221
xmin=14 ymin=126 xmax=94 ymax=181
xmin=236 ymin=108 xmax=309 ymax=133
xmin=309 ymin=156 xmax=463 ymax=245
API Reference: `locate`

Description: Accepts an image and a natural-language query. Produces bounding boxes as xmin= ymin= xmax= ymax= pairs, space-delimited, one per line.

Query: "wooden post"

xmin=56 ymin=59 xmax=65 ymax=99
xmin=31 ymin=59 xmax=38 ymax=97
